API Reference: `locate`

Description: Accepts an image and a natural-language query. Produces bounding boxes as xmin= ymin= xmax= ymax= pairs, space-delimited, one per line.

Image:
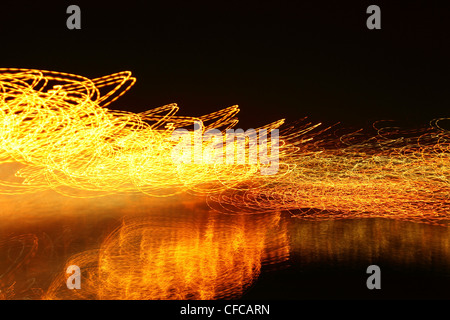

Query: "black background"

xmin=1 ymin=0 xmax=448 ymax=128
xmin=0 ymin=0 xmax=449 ymax=303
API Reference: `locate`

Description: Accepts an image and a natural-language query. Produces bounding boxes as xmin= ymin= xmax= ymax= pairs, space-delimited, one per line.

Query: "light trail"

xmin=0 ymin=68 xmax=449 ymax=300
xmin=0 ymin=68 xmax=294 ymax=197
xmin=0 ymin=68 xmax=448 ymax=225
xmin=43 ymin=212 xmax=290 ymax=300
xmin=209 ymin=119 xmax=450 ymax=226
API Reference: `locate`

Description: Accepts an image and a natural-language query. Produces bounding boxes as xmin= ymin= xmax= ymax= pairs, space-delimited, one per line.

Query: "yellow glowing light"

xmin=43 ymin=212 xmax=290 ymax=300
xmin=0 ymin=67 xmax=448 ymax=226
xmin=0 ymin=68 xmax=299 ymax=197
xmin=210 ymin=119 xmax=450 ymax=226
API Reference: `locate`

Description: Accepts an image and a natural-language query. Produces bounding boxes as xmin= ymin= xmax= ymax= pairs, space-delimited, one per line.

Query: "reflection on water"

xmin=0 ymin=192 xmax=449 ymax=299
xmin=290 ymin=219 xmax=450 ymax=272
xmin=0 ymin=193 xmax=290 ymax=299
xmin=44 ymin=207 xmax=290 ymax=299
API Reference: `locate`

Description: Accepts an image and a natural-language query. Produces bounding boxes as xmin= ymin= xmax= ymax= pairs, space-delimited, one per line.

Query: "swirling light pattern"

xmin=209 ymin=119 xmax=450 ymax=226
xmin=0 ymin=68 xmax=294 ymax=197
xmin=0 ymin=68 xmax=449 ymax=300
xmin=43 ymin=211 xmax=290 ymax=300
xmin=0 ymin=234 xmax=40 ymax=299
xmin=0 ymin=68 xmax=448 ymax=226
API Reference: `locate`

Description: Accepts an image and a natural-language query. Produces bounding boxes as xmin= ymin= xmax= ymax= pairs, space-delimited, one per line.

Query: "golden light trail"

xmin=43 ymin=211 xmax=290 ymax=300
xmin=0 ymin=234 xmax=39 ymax=299
xmin=0 ymin=68 xmax=448 ymax=225
xmin=0 ymin=66 xmax=448 ymax=300
xmin=0 ymin=68 xmax=295 ymax=197
xmin=209 ymin=119 xmax=450 ymax=226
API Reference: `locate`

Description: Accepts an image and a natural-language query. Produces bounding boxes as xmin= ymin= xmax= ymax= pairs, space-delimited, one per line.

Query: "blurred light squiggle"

xmin=44 ymin=212 xmax=290 ymax=300
xmin=0 ymin=68 xmax=301 ymax=197
xmin=209 ymin=119 xmax=450 ymax=225
xmin=1 ymin=68 xmax=448 ymax=225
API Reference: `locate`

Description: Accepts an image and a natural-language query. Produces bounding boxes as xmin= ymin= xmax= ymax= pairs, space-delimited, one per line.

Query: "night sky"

xmin=0 ymin=1 xmax=450 ymax=304
xmin=1 ymin=0 xmax=449 ymax=127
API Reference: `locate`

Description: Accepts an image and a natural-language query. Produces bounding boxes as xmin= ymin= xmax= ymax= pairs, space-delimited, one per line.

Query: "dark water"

xmin=0 ymin=191 xmax=449 ymax=299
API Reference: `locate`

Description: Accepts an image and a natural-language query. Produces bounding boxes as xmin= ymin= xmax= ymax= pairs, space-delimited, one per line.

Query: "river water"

xmin=0 ymin=191 xmax=449 ymax=299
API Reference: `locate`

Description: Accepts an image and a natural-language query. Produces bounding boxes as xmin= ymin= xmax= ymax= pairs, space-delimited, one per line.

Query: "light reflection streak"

xmin=43 ymin=208 xmax=290 ymax=300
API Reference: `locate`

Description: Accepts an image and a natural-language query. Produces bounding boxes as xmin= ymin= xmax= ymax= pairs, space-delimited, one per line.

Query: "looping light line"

xmin=0 ymin=68 xmax=448 ymax=225
xmin=0 ymin=69 xmax=300 ymax=197
xmin=209 ymin=118 xmax=450 ymax=226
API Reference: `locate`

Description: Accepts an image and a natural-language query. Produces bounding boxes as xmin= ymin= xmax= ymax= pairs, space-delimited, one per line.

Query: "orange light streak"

xmin=209 ymin=119 xmax=450 ymax=225
xmin=0 ymin=68 xmax=448 ymax=226
xmin=43 ymin=212 xmax=289 ymax=300
xmin=0 ymin=68 xmax=296 ymax=197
